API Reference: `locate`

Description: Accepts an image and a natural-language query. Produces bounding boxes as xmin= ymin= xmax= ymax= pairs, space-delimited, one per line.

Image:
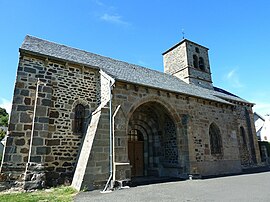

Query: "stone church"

xmin=0 ymin=35 xmax=261 ymax=191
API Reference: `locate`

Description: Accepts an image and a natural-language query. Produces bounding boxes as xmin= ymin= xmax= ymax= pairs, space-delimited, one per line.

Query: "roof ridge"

xmin=22 ymin=35 xmax=169 ymax=77
xmin=20 ymin=35 xmax=250 ymax=105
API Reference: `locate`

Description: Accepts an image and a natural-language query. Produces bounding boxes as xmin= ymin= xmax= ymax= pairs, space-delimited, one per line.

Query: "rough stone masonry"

xmin=0 ymin=36 xmax=261 ymax=191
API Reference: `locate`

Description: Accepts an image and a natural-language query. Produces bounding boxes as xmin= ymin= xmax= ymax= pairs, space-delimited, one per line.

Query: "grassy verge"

xmin=0 ymin=186 xmax=77 ymax=202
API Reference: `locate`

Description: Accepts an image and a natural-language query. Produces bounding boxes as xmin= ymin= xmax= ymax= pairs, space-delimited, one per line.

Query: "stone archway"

xmin=127 ymin=101 xmax=180 ymax=178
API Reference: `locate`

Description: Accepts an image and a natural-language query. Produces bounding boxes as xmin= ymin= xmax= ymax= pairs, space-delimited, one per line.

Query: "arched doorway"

xmin=127 ymin=101 xmax=180 ymax=178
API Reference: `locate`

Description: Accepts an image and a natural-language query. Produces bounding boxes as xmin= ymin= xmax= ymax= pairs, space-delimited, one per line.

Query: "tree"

xmin=0 ymin=107 xmax=9 ymax=140
xmin=0 ymin=107 xmax=8 ymax=115
xmin=0 ymin=107 xmax=9 ymax=127
xmin=0 ymin=130 xmax=5 ymax=140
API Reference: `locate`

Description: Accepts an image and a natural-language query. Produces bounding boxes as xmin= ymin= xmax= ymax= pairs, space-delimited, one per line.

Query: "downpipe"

xmin=101 ymin=104 xmax=121 ymax=193
xmin=112 ymin=105 xmax=121 ymax=182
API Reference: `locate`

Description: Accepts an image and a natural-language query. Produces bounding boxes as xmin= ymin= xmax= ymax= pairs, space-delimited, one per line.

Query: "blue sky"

xmin=0 ymin=0 xmax=269 ymax=115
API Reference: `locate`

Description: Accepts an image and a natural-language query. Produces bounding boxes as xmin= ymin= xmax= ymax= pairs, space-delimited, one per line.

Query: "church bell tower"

xmin=162 ymin=39 xmax=213 ymax=90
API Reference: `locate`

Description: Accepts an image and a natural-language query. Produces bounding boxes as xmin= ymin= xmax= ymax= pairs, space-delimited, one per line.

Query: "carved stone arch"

xmin=128 ymin=115 xmax=159 ymax=174
xmin=71 ymin=99 xmax=91 ymax=112
xmin=126 ymin=95 xmax=185 ymax=178
xmin=126 ymin=95 xmax=182 ymax=134
xmin=129 ymin=114 xmax=159 ymax=134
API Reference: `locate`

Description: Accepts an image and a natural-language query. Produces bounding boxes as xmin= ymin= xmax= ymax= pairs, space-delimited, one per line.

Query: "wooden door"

xmin=128 ymin=141 xmax=144 ymax=177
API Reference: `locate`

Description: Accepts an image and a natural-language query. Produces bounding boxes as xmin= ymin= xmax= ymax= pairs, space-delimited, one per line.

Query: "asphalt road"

xmin=74 ymin=171 xmax=270 ymax=202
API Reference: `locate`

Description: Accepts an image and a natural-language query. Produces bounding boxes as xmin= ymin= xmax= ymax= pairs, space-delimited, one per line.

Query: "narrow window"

xmin=74 ymin=104 xmax=85 ymax=134
xmin=199 ymin=57 xmax=205 ymax=71
xmin=209 ymin=123 xmax=222 ymax=155
xmin=240 ymin=126 xmax=247 ymax=146
xmin=195 ymin=47 xmax=200 ymax=53
xmin=193 ymin=55 xmax=198 ymax=68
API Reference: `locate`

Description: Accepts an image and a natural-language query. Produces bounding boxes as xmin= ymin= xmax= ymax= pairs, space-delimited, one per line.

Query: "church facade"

xmin=0 ymin=36 xmax=261 ymax=190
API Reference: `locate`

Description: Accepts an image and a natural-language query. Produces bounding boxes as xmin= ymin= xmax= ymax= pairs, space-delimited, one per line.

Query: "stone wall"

xmin=163 ymin=42 xmax=187 ymax=75
xmin=72 ymin=106 xmax=110 ymax=191
xmin=1 ymin=53 xmax=100 ymax=188
xmin=111 ymin=81 xmax=259 ymax=179
xmin=185 ymin=42 xmax=210 ymax=73
xmin=72 ymin=71 xmax=114 ymax=191
xmin=234 ymin=104 xmax=261 ymax=166
xmin=188 ymin=98 xmax=241 ymax=175
xmin=1 ymin=49 xmax=261 ymax=190
xmin=163 ymin=40 xmax=213 ymax=89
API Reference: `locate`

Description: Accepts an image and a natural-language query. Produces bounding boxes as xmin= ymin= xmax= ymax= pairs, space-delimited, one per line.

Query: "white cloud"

xmin=91 ymin=0 xmax=130 ymax=26
xmin=93 ymin=0 xmax=104 ymax=6
xmin=0 ymin=98 xmax=12 ymax=114
xmin=100 ymin=13 xmax=130 ymax=26
xmin=224 ymin=69 xmax=244 ymax=88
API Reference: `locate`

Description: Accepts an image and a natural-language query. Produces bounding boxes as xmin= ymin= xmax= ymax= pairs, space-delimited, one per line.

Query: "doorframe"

xmin=128 ymin=128 xmax=149 ymax=177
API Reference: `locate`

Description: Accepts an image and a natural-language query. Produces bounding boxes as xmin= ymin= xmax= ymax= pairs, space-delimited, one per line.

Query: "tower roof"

xmin=162 ymin=38 xmax=209 ymax=55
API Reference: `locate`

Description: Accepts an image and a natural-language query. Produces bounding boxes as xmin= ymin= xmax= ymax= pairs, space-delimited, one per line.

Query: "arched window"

xmin=193 ymin=55 xmax=198 ymax=68
xmin=199 ymin=57 xmax=205 ymax=71
xmin=209 ymin=123 xmax=222 ymax=155
xmin=74 ymin=104 xmax=85 ymax=134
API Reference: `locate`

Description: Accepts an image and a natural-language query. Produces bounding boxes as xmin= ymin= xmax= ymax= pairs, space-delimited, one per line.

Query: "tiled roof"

xmin=20 ymin=35 xmax=251 ymax=105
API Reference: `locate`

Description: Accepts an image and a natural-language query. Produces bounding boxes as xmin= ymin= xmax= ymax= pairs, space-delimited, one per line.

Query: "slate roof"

xmin=20 ymin=35 xmax=251 ymax=105
xmin=254 ymin=112 xmax=265 ymax=122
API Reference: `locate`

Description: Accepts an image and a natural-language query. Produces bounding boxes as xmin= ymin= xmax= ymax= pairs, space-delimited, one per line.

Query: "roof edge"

xmin=254 ymin=112 xmax=265 ymax=121
xmin=19 ymin=48 xmax=101 ymax=71
xmin=162 ymin=38 xmax=209 ymax=55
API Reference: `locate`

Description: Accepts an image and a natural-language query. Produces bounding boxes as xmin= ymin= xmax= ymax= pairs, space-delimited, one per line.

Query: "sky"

xmin=0 ymin=0 xmax=269 ymax=116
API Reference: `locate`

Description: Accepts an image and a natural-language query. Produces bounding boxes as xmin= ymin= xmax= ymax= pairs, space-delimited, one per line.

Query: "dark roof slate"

xmin=254 ymin=112 xmax=265 ymax=121
xmin=20 ymin=35 xmax=251 ymax=105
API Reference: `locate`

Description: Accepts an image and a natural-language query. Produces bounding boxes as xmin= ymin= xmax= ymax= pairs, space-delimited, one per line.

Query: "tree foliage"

xmin=0 ymin=130 xmax=5 ymax=140
xmin=0 ymin=107 xmax=8 ymax=127
xmin=0 ymin=107 xmax=9 ymax=140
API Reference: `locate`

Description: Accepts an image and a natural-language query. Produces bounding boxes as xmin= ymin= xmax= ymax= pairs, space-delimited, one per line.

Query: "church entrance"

xmin=128 ymin=130 xmax=144 ymax=177
xmin=127 ymin=101 xmax=180 ymax=179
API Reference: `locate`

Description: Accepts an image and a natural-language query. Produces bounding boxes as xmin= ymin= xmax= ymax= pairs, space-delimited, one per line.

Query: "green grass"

xmin=0 ymin=186 xmax=78 ymax=202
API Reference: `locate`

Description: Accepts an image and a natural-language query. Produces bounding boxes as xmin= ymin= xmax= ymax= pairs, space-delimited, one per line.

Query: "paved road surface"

xmin=74 ymin=171 xmax=270 ymax=202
